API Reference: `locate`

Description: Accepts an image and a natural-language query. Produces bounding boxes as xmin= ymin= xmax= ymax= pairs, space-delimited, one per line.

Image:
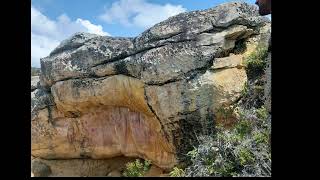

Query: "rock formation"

xmin=31 ymin=2 xmax=270 ymax=176
xmin=31 ymin=156 xmax=135 ymax=177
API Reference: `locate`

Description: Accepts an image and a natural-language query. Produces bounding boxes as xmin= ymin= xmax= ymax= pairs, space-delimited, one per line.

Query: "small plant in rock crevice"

xmin=244 ymin=46 xmax=268 ymax=80
xmin=122 ymin=159 xmax=151 ymax=177
xmin=169 ymin=167 xmax=186 ymax=177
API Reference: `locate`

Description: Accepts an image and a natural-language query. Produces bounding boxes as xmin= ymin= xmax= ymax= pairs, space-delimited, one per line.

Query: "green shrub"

xmin=244 ymin=46 xmax=268 ymax=79
xmin=123 ymin=159 xmax=151 ymax=177
xmin=253 ymin=131 xmax=268 ymax=145
xmin=241 ymin=81 xmax=249 ymax=97
xmin=235 ymin=119 xmax=252 ymax=139
xmin=229 ymin=132 xmax=242 ymax=144
xmin=187 ymin=148 xmax=198 ymax=160
xmin=256 ymin=106 xmax=268 ymax=120
xmin=184 ymin=135 xmax=238 ymax=177
xmin=237 ymin=147 xmax=254 ymax=166
xmin=169 ymin=167 xmax=185 ymax=177
xmin=183 ymin=105 xmax=271 ymax=177
xmin=207 ymin=161 xmax=236 ymax=177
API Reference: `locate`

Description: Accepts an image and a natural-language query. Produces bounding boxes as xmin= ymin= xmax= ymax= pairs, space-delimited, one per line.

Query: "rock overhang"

xmin=32 ymin=2 xmax=271 ymax=171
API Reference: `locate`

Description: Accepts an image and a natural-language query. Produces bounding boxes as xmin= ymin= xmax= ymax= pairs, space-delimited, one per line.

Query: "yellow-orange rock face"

xmin=32 ymin=75 xmax=176 ymax=169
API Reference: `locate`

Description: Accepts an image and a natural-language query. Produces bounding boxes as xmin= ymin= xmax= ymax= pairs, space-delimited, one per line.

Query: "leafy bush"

xmin=253 ymin=131 xmax=268 ymax=145
xmin=235 ymin=119 xmax=252 ymax=139
xmin=122 ymin=159 xmax=151 ymax=177
xmin=256 ymin=106 xmax=268 ymax=120
xmin=238 ymin=81 xmax=266 ymax=112
xmin=186 ymin=148 xmax=198 ymax=159
xmin=184 ymin=134 xmax=237 ymax=177
xmin=237 ymin=147 xmax=254 ymax=166
xmin=184 ymin=107 xmax=271 ymax=177
xmin=241 ymin=81 xmax=249 ymax=97
xmin=244 ymin=46 xmax=268 ymax=79
xmin=169 ymin=167 xmax=185 ymax=177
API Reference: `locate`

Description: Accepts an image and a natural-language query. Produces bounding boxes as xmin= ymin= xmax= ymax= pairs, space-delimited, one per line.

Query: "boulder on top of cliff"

xmin=40 ymin=2 xmax=269 ymax=88
xmin=32 ymin=2 xmax=271 ymax=170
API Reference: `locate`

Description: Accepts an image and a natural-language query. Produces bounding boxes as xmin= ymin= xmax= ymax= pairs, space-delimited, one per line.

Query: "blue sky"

xmin=31 ymin=0 xmax=262 ymax=67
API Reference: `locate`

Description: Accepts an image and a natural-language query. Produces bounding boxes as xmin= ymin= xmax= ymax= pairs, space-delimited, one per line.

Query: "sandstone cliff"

xmin=31 ymin=2 xmax=270 ymax=176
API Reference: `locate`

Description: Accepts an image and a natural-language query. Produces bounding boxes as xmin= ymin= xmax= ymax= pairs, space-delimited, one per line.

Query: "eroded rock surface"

xmin=31 ymin=76 xmax=40 ymax=91
xmin=32 ymin=2 xmax=271 ymax=173
xmin=31 ymin=156 xmax=135 ymax=177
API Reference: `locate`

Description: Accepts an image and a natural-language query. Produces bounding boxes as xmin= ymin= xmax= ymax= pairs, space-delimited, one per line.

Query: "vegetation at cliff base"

xmin=171 ymin=47 xmax=271 ymax=177
xmin=123 ymin=159 xmax=151 ymax=177
xmin=181 ymin=106 xmax=271 ymax=177
xmin=169 ymin=167 xmax=185 ymax=177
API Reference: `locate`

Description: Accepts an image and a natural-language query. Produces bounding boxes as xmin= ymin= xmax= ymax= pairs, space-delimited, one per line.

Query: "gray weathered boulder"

xmin=31 ymin=159 xmax=52 ymax=177
xmin=31 ymin=76 xmax=40 ymax=91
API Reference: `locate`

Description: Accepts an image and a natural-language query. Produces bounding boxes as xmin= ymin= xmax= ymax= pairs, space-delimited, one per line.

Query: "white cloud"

xmin=99 ymin=0 xmax=186 ymax=29
xmin=31 ymin=33 xmax=60 ymax=67
xmin=31 ymin=6 xmax=110 ymax=67
xmin=31 ymin=6 xmax=59 ymax=39
xmin=76 ymin=19 xmax=109 ymax=36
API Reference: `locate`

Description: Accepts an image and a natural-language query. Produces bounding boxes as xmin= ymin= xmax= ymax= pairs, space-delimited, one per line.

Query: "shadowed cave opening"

xmin=33 ymin=155 xmax=168 ymax=177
